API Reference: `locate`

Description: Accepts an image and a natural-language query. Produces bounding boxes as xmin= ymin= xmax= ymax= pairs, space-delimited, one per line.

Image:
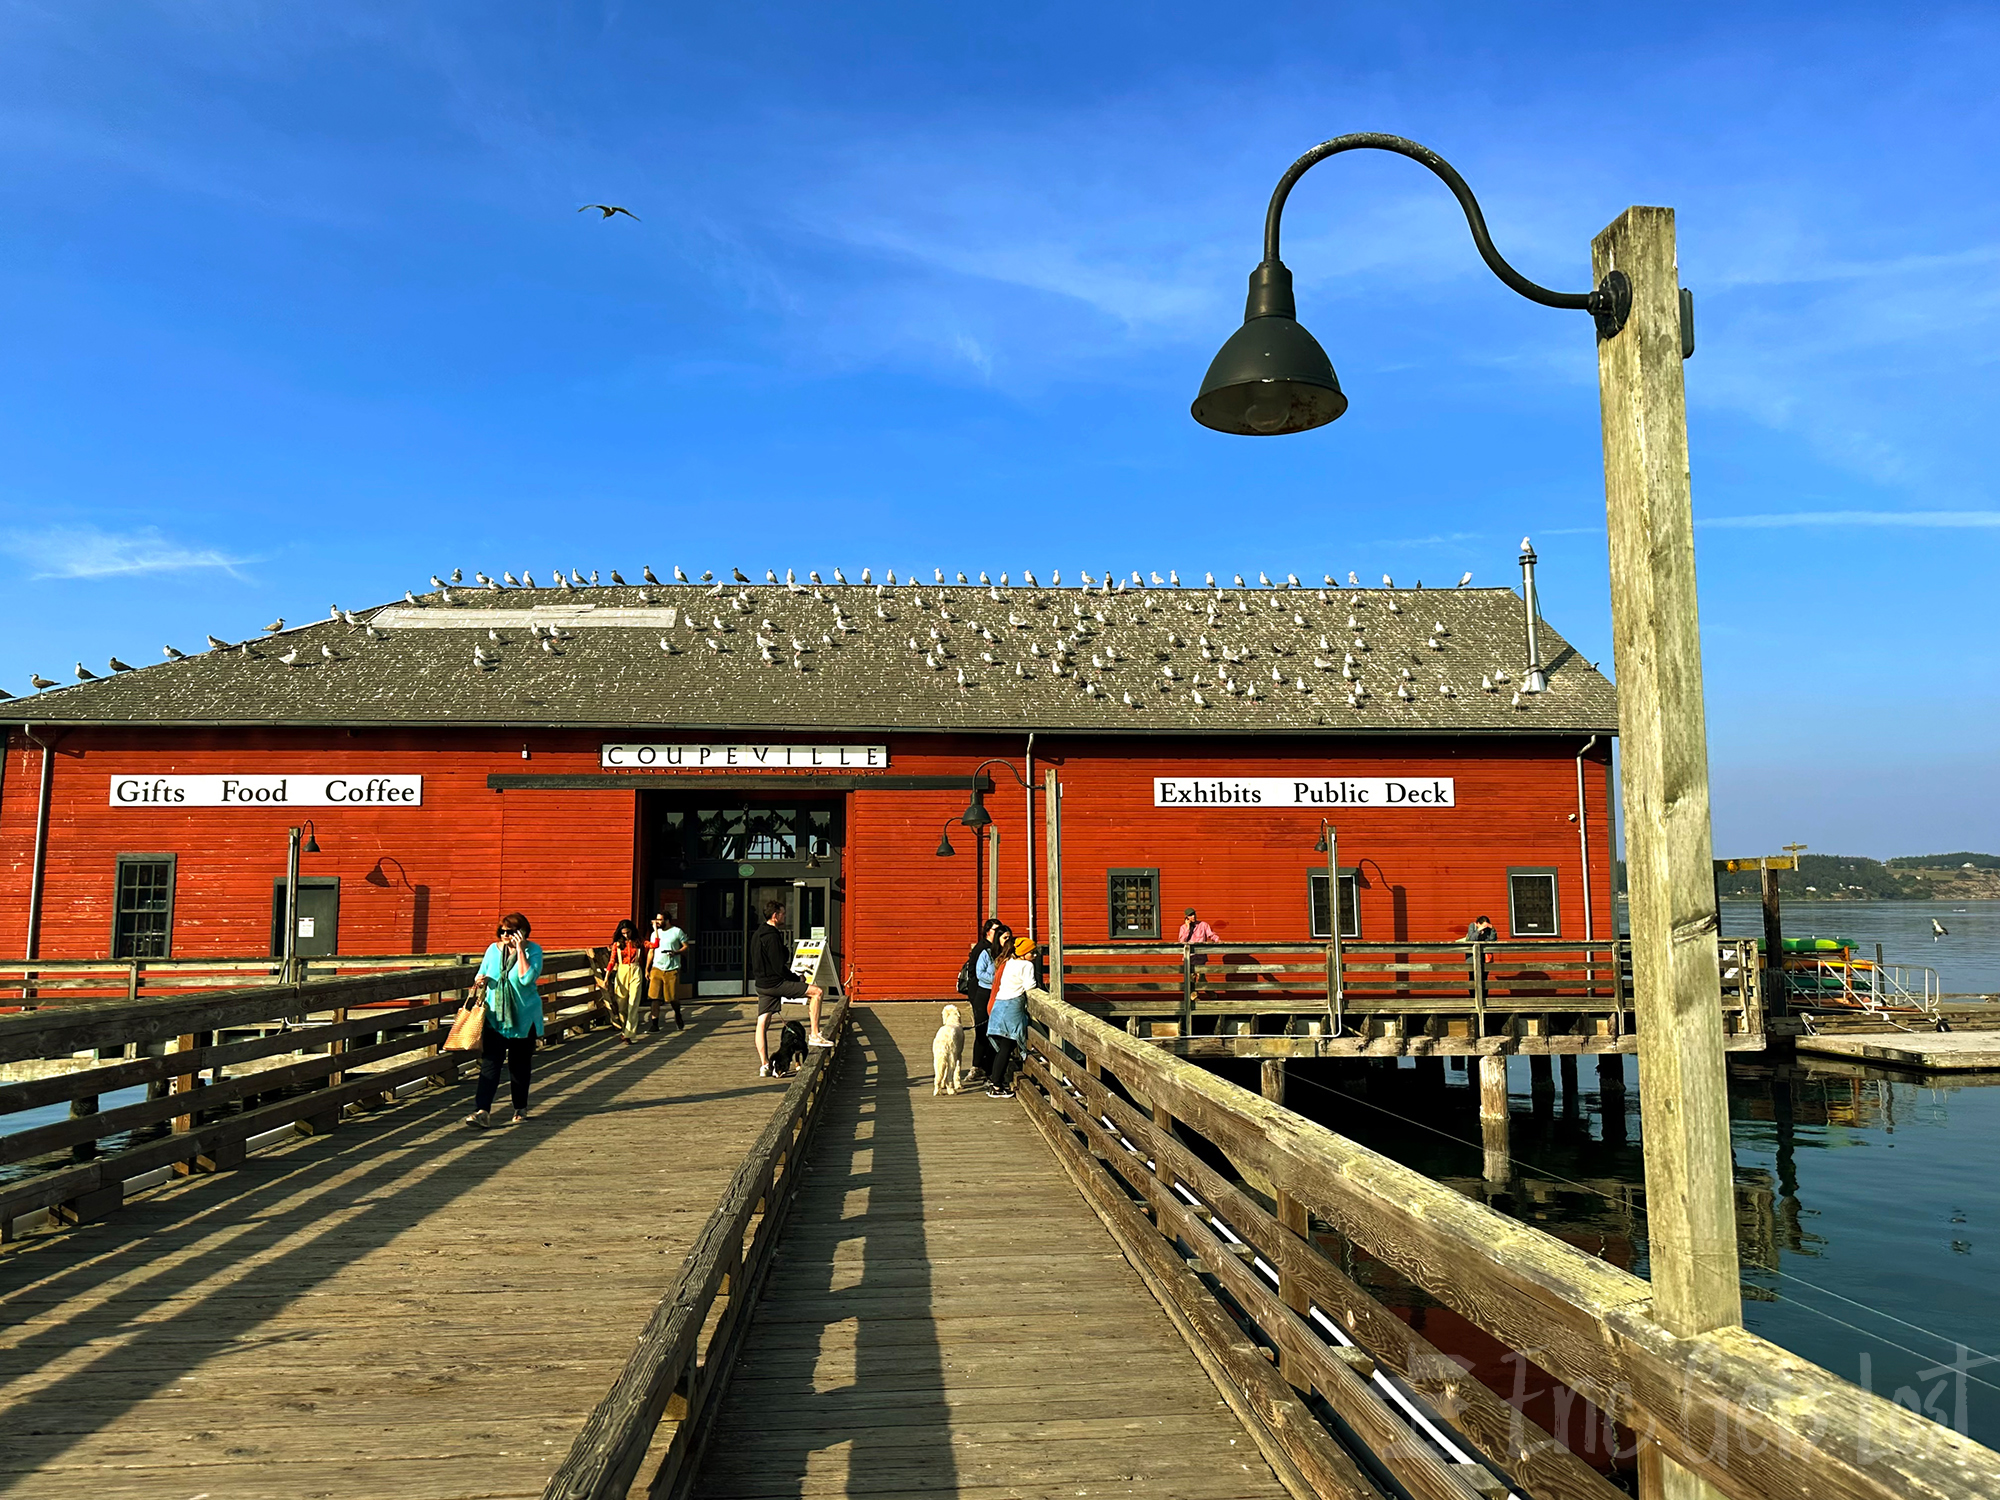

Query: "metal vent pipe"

xmin=1519 ymin=539 xmax=1547 ymax=694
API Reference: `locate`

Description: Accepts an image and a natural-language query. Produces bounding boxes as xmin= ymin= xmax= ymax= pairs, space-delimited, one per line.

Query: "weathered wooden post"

xmin=1594 ymin=205 xmax=1740 ymax=1500
xmin=1259 ymin=1058 xmax=1287 ymax=1106
xmin=1478 ymin=1054 xmax=1512 ymax=1187
xmin=1760 ymin=861 xmax=1786 ymax=1012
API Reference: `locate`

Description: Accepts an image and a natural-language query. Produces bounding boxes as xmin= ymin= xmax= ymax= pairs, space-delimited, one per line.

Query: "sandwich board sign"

xmin=789 ymin=937 xmax=842 ymax=999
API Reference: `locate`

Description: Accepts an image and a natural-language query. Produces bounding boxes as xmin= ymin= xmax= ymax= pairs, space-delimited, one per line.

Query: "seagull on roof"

xmin=541 ymin=637 xmax=559 ymax=655
xmin=503 ymin=571 xmax=520 ymax=586
xmin=649 ymin=566 xmax=666 ymax=584
xmin=579 ymin=203 xmax=639 ymax=220
xmin=1511 ymin=690 xmax=1523 ymax=707
xmin=699 ymin=570 xmax=713 ymax=582
xmin=30 ymin=673 xmax=57 ymax=690
xmin=74 ymin=662 xmax=100 ymax=681
xmin=1457 ymin=572 xmax=1473 ymax=588
xmin=473 ymin=645 xmax=494 ymax=666
xmin=731 ymin=567 xmax=750 ymax=583
xmin=610 ymin=570 xmax=627 ymax=586
xmin=431 ymin=575 xmax=446 ymax=590
xmin=1259 ymin=572 xmax=1273 ymax=587
xmin=259 ymin=618 xmax=285 ymax=634
xmin=279 ymin=648 xmax=301 ymax=667
xmin=163 ymin=644 xmax=186 ymax=659
xmin=555 ymin=572 xmax=573 ymax=590
xmin=109 ymin=656 xmax=134 ymax=672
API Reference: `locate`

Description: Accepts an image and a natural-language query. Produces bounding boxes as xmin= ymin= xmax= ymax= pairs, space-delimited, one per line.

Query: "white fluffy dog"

xmin=932 ymin=1004 xmax=967 ymax=1095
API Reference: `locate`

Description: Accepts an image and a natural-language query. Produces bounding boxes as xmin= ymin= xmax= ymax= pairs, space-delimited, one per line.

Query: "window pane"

xmin=1308 ymin=872 xmax=1360 ymax=938
xmin=113 ymin=859 xmax=173 ymax=959
xmin=1107 ymin=870 xmax=1159 ymax=938
xmin=1510 ymin=873 xmax=1558 ymax=936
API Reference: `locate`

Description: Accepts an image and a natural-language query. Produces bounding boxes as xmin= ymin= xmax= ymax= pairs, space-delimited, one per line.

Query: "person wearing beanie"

xmin=983 ymin=933 xmax=1046 ymax=1099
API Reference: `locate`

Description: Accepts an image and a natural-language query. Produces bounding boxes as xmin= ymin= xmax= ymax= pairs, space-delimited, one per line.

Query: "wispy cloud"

xmin=2 ymin=524 xmax=253 ymax=580
xmin=1697 ymin=510 xmax=2000 ymax=530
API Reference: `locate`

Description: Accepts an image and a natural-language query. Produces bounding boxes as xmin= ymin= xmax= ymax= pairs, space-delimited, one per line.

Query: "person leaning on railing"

xmin=984 ymin=934 xmax=1050 ymax=1100
xmin=466 ymin=912 xmax=545 ymax=1129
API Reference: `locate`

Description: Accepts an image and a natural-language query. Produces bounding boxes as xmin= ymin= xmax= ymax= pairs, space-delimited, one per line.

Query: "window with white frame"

xmin=1508 ymin=868 xmax=1560 ymax=937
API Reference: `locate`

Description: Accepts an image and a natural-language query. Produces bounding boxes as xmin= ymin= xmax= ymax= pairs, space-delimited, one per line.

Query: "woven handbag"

xmin=442 ymin=1000 xmax=486 ymax=1052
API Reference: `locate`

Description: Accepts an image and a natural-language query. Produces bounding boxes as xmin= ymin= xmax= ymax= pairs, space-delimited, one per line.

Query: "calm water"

xmin=1266 ymin=900 xmax=2000 ymax=1472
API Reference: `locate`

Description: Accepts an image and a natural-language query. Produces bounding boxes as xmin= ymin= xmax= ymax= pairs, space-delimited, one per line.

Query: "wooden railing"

xmin=0 ymin=951 xmax=604 ymax=1238
xmin=1060 ymin=936 xmax=1765 ymax=1044
xmin=0 ymin=953 xmax=483 ymax=1007
xmin=1019 ymin=991 xmax=1995 ymax=1500
xmin=544 ymin=996 xmax=851 ymax=1500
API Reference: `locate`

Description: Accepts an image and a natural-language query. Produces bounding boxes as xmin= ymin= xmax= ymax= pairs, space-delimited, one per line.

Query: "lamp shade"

xmin=935 ymin=829 xmax=956 ymax=858
xmin=958 ymin=787 xmax=992 ymax=829
xmin=303 ymin=830 xmax=321 ymax=854
xmin=1191 ymin=259 xmax=1347 ymax=436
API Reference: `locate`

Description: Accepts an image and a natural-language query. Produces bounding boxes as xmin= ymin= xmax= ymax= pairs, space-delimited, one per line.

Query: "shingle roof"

xmin=0 ymin=581 xmax=1617 ymax=734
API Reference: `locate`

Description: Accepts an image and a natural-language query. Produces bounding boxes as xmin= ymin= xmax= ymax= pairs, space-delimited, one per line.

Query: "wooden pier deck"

xmin=694 ymin=1003 xmax=1286 ymax=1499
xmin=0 ymin=1003 xmax=780 ymax=1499
xmin=7 ymin=959 xmax=1998 ymax=1500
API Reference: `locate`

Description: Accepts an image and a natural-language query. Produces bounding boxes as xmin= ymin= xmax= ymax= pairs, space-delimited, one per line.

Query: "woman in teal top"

xmin=467 ymin=911 xmax=545 ymax=1128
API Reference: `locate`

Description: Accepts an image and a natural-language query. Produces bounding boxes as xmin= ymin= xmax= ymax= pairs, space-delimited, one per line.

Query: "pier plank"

xmin=0 ymin=1003 xmax=785 ymax=1500
xmin=689 ymin=1004 xmax=1291 ymax=1499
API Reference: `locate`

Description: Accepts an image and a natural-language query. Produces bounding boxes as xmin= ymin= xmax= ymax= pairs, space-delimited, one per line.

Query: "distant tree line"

xmin=1614 ymin=851 xmax=1999 ymax=900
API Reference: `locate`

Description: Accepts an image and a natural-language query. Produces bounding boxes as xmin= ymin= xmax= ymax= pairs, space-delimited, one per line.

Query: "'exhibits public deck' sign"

xmin=111 ymin=775 xmax=423 ymax=807
xmin=1155 ymin=777 xmax=1454 ymax=808
xmin=601 ymin=743 xmax=889 ymax=769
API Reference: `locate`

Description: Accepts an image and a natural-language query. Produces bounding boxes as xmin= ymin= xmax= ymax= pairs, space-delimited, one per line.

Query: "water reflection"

xmin=1261 ymin=1049 xmax=2000 ymax=1475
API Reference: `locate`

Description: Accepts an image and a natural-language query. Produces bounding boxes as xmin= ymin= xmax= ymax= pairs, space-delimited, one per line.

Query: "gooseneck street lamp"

xmin=1192 ymin=133 xmax=1639 ymax=436
xmin=282 ymin=820 xmax=320 ymax=985
xmin=1195 ymin=132 xmax=1733 ymax=1500
xmin=958 ymin=759 xmax=1041 ymax=941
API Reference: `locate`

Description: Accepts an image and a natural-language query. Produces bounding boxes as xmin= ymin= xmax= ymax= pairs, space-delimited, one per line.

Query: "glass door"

xmin=695 ymin=881 xmax=745 ymax=996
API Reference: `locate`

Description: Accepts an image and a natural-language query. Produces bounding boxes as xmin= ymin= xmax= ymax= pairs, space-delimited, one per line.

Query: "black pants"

xmin=966 ymin=985 xmax=994 ymax=1071
xmin=477 ymin=1027 xmax=535 ymax=1112
xmin=989 ymin=1036 xmax=1021 ymax=1091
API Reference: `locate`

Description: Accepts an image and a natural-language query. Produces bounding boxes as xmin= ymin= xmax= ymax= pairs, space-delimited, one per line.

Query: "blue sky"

xmin=2 ymin=2 xmax=1995 ymax=858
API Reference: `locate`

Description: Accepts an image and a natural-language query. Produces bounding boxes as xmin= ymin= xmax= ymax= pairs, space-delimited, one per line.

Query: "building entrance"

xmin=638 ymin=793 xmax=842 ymax=997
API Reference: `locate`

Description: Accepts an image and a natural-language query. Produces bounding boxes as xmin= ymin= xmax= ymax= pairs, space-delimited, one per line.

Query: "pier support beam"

xmin=1260 ymin=1058 xmax=1287 ymax=1108
xmin=1528 ymin=1055 xmax=1555 ymax=1120
xmin=1598 ymin=1052 xmax=1628 ymax=1145
xmin=1478 ymin=1055 xmax=1512 ymax=1186
xmin=1595 ymin=205 xmax=1741 ymax=1500
xmin=1559 ymin=1054 xmax=1579 ymax=1120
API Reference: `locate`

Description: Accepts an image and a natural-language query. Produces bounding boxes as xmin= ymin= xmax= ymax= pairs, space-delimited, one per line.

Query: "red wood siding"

xmin=0 ymin=729 xmax=1613 ymax=1002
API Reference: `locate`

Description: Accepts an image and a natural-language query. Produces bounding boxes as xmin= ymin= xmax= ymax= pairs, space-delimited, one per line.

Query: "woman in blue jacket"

xmin=467 ymin=911 xmax=545 ymax=1128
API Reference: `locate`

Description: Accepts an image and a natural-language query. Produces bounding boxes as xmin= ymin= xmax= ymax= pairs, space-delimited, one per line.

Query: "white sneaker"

xmin=808 ymin=1033 xmax=834 ymax=1049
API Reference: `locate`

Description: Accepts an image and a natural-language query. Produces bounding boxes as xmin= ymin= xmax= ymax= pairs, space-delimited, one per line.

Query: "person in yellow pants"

xmin=645 ymin=911 xmax=688 ymax=1032
xmin=606 ymin=920 xmax=647 ymax=1043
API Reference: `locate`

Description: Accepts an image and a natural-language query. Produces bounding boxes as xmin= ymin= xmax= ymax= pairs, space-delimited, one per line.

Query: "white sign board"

xmin=601 ymin=743 xmax=889 ymax=770
xmin=788 ymin=937 xmax=842 ymax=998
xmin=110 ymin=775 xmax=423 ymax=807
xmin=1154 ymin=777 xmax=1455 ymax=808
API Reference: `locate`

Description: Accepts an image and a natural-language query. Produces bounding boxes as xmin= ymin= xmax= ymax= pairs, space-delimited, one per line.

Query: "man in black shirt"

xmin=750 ymin=899 xmax=829 ymax=1076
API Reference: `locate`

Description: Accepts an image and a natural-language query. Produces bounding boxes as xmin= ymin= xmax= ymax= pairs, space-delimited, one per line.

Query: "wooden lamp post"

xmin=1195 ymin=134 xmax=1733 ymax=1500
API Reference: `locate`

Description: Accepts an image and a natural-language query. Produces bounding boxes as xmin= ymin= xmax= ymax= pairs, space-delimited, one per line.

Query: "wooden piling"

xmin=1598 ymin=1052 xmax=1628 ymax=1145
xmin=1478 ymin=1054 xmax=1511 ymax=1187
xmin=1761 ymin=864 xmax=1786 ymax=1010
xmin=1260 ymin=1058 xmax=1287 ymax=1107
xmin=1594 ymin=204 xmax=1741 ymax=1500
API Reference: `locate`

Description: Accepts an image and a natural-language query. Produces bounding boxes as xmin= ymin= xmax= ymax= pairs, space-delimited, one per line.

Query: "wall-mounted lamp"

xmin=935 ymin=818 xmax=958 ymax=858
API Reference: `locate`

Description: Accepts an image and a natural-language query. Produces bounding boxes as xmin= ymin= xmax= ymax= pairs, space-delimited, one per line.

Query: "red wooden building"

xmin=0 ymin=570 xmax=1617 ymax=999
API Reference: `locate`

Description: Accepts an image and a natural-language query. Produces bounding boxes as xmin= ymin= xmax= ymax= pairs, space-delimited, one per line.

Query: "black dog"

xmin=770 ymin=1019 xmax=808 ymax=1077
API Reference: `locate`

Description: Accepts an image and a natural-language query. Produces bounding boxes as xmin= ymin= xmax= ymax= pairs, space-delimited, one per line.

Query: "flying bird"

xmin=1933 ymin=919 xmax=1950 ymax=939
xmin=579 ymin=204 xmax=639 ymax=220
